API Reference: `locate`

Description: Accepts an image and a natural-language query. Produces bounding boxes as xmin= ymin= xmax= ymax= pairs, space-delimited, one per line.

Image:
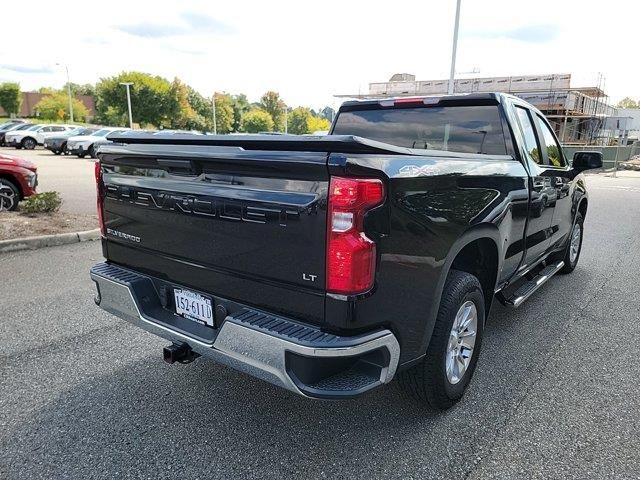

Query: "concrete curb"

xmin=0 ymin=229 xmax=100 ymax=254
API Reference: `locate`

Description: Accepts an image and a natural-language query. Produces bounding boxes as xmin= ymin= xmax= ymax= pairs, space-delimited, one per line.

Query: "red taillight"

xmin=95 ymin=160 xmax=105 ymax=237
xmin=326 ymin=177 xmax=384 ymax=295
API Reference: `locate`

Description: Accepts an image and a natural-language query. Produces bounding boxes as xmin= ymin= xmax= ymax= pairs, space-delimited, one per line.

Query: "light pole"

xmin=119 ymin=82 xmax=134 ymax=129
xmin=284 ymin=103 xmax=288 ymax=134
xmin=212 ymin=93 xmax=217 ymax=135
xmin=447 ymin=0 xmax=462 ymax=95
xmin=56 ymin=63 xmax=74 ymax=122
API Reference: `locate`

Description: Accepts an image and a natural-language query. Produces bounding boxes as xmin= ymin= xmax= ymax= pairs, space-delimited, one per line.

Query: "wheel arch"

xmin=577 ymin=197 xmax=588 ymax=220
xmin=450 ymin=237 xmax=499 ymax=315
xmin=0 ymin=173 xmax=23 ymax=198
xmin=414 ymin=225 xmax=503 ymax=362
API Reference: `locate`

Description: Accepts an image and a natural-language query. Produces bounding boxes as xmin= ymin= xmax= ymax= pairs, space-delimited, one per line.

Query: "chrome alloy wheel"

xmin=0 ymin=184 xmax=16 ymax=211
xmin=569 ymin=223 xmax=582 ymax=264
xmin=446 ymin=300 xmax=478 ymax=385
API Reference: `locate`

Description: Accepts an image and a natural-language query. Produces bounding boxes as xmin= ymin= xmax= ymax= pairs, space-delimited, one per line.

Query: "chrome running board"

xmin=499 ymin=261 xmax=564 ymax=307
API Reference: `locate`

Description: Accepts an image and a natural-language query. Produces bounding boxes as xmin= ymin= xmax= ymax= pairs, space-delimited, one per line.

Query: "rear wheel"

xmin=54 ymin=150 xmax=62 ymax=155
xmin=88 ymin=145 xmax=96 ymax=159
xmin=398 ymin=270 xmax=485 ymax=410
xmin=22 ymin=137 xmax=36 ymax=150
xmin=0 ymin=178 xmax=20 ymax=211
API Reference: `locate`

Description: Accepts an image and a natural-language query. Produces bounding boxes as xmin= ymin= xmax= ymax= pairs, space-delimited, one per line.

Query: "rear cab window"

xmin=332 ymin=103 xmax=509 ymax=155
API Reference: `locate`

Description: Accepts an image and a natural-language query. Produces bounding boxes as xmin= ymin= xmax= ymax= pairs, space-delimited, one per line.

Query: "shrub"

xmin=19 ymin=192 xmax=63 ymax=214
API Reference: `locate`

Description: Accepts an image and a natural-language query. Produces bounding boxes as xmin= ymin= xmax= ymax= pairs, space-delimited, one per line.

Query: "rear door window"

xmin=332 ymin=105 xmax=508 ymax=155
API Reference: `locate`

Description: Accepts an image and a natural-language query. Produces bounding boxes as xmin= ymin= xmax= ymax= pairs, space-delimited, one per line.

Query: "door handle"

xmin=532 ymin=180 xmax=545 ymax=192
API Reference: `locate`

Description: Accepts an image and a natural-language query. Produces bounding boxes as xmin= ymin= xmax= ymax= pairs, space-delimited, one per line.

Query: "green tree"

xmin=231 ymin=94 xmax=250 ymax=132
xmin=99 ymin=106 xmax=128 ymax=126
xmin=169 ymin=78 xmax=199 ymax=129
xmin=65 ymin=82 xmax=96 ymax=96
xmin=308 ymin=116 xmax=331 ymax=133
xmin=213 ymin=92 xmax=234 ymax=134
xmin=242 ymin=109 xmax=273 ymax=133
xmin=260 ymin=91 xmax=286 ymax=131
xmin=287 ymin=107 xmax=312 ymax=134
xmin=96 ymin=72 xmax=174 ymax=127
xmin=616 ymin=97 xmax=639 ymax=109
xmin=0 ymin=82 xmax=22 ymax=116
xmin=34 ymin=92 xmax=89 ymax=122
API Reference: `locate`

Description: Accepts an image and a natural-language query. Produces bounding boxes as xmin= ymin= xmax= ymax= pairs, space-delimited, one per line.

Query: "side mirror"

xmin=572 ymin=151 xmax=603 ymax=171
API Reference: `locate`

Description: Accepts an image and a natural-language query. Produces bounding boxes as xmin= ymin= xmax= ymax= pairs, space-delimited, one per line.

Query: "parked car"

xmin=44 ymin=127 xmax=98 ymax=155
xmin=0 ymin=123 xmax=32 ymax=147
xmin=5 ymin=124 xmax=77 ymax=150
xmin=0 ymin=119 xmax=27 ymax=128
xmin=66 ymin=127 xmax=129 ymax=158
xmin=0 ymin=153 xmax=37 ymax=211
xmin=91 ymin=93 xmax=602 ymax=410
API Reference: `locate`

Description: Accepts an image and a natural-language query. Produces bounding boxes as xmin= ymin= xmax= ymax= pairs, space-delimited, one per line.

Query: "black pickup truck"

xmin=91 ymin=93 xmax=602 ymax=410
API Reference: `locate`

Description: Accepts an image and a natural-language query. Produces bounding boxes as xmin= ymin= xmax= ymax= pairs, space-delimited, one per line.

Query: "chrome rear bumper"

xmin=90 ymin=262 xmax=400 ymax=398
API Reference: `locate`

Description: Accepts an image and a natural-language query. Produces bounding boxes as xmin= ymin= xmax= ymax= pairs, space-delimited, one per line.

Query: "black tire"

xmin=54 ymin=150 xmax=62 ymax=155
xmin=559 ymin=212 xmax=584 ymax=274
xmin=0 ymin=178 xmax=20 ymax=211
xmin=22 ymin=137 xmax=36 ymax=150
xmin=398 ymin=270 xmax=485 ymax=410
xmin=77 ymin=152 xmax=86 ymax=159
xmin=88 ymin=145 xmax=96 ymax=159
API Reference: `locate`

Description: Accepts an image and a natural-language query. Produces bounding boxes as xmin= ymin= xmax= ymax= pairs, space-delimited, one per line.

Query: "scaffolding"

xmin=336 ymin=73 xmax=623 ymax=145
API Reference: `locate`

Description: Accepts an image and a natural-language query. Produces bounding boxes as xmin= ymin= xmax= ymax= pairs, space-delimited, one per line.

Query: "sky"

xmin=1 ymin=0 xmax=638 ymax=111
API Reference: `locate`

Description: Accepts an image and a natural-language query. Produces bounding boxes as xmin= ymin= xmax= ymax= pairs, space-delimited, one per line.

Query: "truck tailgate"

xmin=98 ymin=144 xmax=329 ymax=324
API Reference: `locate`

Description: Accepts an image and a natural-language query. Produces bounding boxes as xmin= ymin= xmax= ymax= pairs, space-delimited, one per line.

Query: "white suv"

xmin=5 ymin=124 xmax=77 ymax=150
xmin=66 ymin=127 xmax=129 ymax=158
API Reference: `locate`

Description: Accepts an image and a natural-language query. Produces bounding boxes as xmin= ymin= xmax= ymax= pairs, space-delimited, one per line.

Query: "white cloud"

xmin=0 ymin=0 xmax=638 ymax=109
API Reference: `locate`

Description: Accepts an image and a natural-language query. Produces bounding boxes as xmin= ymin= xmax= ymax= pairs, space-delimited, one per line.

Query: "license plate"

xmin=174 ymin=288 xmax=214 ymax=327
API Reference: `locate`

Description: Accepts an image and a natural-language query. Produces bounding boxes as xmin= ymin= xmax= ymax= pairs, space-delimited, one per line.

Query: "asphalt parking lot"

xmin=2 ymin=173 xmax=640 ymax=479
xmin=1 ymin=148 xmax=96 ymax=214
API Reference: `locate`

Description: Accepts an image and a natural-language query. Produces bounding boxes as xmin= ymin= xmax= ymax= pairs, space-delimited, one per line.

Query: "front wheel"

xmin=559 ymin=212 xmax=584 ymax=274
xmin=398 ymin=270 xmax=485 ymax=410
xmin=0 ymin=178 xmax=20 ymax=211
xmin=22 ymin=137 xmax=36 ymax=150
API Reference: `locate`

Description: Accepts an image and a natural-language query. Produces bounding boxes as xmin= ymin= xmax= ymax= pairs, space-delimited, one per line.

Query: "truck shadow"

xmin=4 ymin=272 xmax=599 ymax=479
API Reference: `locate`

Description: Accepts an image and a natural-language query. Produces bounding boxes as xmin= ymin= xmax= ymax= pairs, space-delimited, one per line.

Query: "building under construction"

xmin=336 ymin=73 xmax=632 ymax=145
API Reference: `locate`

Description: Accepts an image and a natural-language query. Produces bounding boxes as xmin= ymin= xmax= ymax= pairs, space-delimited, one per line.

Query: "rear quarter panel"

xmin=326 ymin=153 xmax=529 ymax=363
